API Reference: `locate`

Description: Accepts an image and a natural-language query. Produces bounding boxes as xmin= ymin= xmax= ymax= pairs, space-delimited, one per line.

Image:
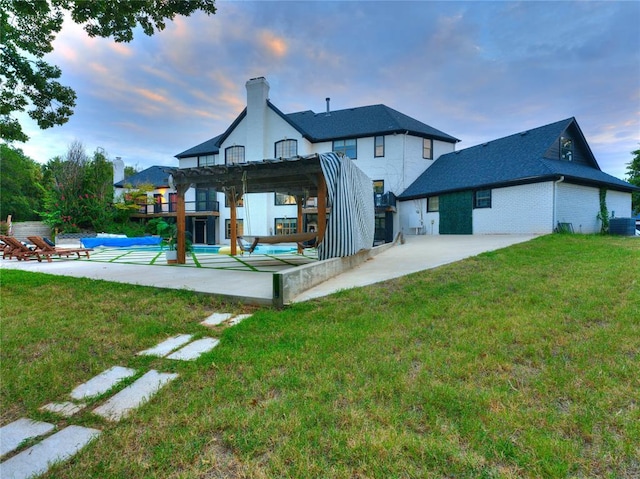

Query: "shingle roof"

xmin=399 ymin=118 xmax=638 ymax=199
xmin=114 ymin=165 xmax=171 ymax=188
xmin=175 ymin=134 xmax=223 ymax=159
xmin=286 ymin=104 xmax=459 ymax=143
xmin=175 ymin=103 xmax=458 ymax=159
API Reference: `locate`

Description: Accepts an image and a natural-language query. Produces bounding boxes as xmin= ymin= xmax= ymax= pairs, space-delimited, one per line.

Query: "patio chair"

xmin=240 ymin=232 xmax=318 ymax=254
xmin=27 ymin=236 xmax=93 ymax=259
xmin=0 ymin=237 xmax=12 ymax=259
xmin=0 ymin=236 xmax=51 ymax=262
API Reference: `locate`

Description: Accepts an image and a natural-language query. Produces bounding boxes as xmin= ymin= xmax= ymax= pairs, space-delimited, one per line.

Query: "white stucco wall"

xmin=474 ymin=182 xmax=555 ymax=234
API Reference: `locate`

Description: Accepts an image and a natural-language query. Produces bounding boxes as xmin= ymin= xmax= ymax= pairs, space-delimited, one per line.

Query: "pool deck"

xmin=1 ymin=235 xmax=536 ymax=305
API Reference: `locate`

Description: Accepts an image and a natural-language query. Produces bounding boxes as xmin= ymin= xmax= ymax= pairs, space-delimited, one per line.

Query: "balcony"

xmin=133 ymin=200 xmax=220 ymax=216
xmin=374 ymin=192 xmax=396 ymax=210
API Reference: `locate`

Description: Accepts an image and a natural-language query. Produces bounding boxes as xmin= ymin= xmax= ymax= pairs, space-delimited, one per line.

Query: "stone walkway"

xmin=0 ymin=312 xmax=251 ymax=479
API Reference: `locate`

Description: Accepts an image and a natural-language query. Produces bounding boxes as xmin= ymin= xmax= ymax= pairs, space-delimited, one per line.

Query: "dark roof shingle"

xmin=175 ymin=104 xmax=459 ymax=159
xmin=399 ymin=118 xmax=637 ymax=199
xmin=114 ymin=165 xmax=171 ymax=188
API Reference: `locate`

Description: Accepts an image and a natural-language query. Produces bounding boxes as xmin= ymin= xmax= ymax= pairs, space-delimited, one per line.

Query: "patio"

xmin=87 ymin=247 xmax=319 ymax=273
xmin=1 ymin=235 xmax=537 ymax=306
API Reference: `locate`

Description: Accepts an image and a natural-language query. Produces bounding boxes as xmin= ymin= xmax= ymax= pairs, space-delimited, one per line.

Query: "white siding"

xmin=473 ymin=182 xmax=555 ymax=234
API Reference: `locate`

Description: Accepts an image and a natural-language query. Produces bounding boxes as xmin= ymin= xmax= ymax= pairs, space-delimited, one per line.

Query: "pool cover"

xmin=81 ymin=237 xmax=162 ymax=248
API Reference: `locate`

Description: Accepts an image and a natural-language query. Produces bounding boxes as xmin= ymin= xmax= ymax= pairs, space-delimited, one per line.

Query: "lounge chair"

xmin=0 ymin=237 xmax=12 ymax=259
xmin=240 ymin=232 xmax=318 ymax=254
xmin=27 ymin=236 xmax=93 ymax=259
xmin=0 ymin=236 xmax=51 ymax=262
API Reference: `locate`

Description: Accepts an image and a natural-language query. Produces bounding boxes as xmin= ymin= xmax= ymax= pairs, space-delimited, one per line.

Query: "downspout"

xmin=402 ymin=131 xmax=409 ymax=190
xmin=553 ymin=176 xmax=565 ymax=232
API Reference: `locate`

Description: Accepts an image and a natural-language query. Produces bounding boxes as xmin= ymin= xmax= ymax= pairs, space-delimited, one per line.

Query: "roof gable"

xmin=114 ymin=165 xmax=170 ymax=188
xmin=399 ymin=118 xmax=637 ymax=199
xmin=175 ymin=134 xmax=223 ymax=159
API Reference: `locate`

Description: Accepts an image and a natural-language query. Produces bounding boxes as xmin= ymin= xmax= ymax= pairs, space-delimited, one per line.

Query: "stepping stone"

xmin=229 ymin=314 xmax=252 ymax=326
xmin=0 ymin=425 xmax=100 ymax=479
xmin=166 ymin=337 xmax=220 ymax=361
xmin=201 ymin=312 xmax=233 ymax=327
xmin=92 ymin=370 xmax=178 ymax=422
xmin=138 ymin=334 xmax=193 ymax=357
xmin=0 ymin=418 xmax=55 ymax=457
xmin=70 ymin=366 xmax=137 ymax=400
xmin=40 ymin=402 xmax=85 ymax=417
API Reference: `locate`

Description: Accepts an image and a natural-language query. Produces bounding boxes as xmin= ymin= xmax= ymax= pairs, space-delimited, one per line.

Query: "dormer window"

xmin=560 ymin=137 xmax=573 ymax=161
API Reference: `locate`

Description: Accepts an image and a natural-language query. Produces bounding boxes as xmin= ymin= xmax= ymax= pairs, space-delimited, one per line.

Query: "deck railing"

xmin=135 ymin=200 xmax=220 ymax=215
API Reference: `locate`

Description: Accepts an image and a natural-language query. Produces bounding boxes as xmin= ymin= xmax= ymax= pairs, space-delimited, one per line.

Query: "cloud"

xmin=15 ymin=0 xmax=638 ymax=181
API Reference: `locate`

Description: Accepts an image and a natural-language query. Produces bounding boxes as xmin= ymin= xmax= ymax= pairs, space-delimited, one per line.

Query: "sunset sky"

xmin=15 ymin=0 xmax=640 ymax=180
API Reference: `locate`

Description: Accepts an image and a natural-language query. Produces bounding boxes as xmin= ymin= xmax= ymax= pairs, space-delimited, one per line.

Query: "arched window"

xmin=275 ymin=139 xmax=297 ymax=158
xmin=225 ymin=146 xmax=245 ymax=165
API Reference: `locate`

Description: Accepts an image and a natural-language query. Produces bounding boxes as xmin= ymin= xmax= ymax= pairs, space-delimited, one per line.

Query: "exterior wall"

xmin=474 ymin=182 xmax=555 ymax=234
xmin=556 ymin=183 xmax=632 ymax=233
xmin=607 ymin=190 xmax=633 ymax=219
xmin=556 ymin=183 xmax=599 ymax=232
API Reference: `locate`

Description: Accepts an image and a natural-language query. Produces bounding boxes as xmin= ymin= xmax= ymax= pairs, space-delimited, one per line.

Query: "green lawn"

xmin=1 ymin=235 xmax=639 ymax=478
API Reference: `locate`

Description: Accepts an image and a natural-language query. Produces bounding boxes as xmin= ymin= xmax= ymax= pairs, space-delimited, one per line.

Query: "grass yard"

xmin=1 ymin=234 xmax=639 ymax=478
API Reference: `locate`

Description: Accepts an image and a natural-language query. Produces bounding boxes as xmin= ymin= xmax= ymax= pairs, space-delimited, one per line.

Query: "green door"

xmin=439 ymin=191 xmax=473 ymax=234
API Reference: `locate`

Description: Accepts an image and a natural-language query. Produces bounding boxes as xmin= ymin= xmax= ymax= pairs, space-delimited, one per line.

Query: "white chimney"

xmin=112 ymin=156 xmax=125 ymax=183
xmin=245 ymin=77 xmax=270 ymax=161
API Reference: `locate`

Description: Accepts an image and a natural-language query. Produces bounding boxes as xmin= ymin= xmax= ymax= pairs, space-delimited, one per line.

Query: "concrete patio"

xmin=1 ymin=235 xmax=537 ymax=305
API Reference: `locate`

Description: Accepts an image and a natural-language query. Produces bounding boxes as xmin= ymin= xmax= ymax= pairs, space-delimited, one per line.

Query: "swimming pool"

xmin=100 ymin=244 xmax=301 ymax=255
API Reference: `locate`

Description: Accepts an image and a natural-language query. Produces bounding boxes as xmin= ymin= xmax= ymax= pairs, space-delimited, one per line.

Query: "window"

xmin=198 ymin=154 xmax=215 ymax=167
xmin=169 ymin=193 xmax=177 ymax=212
xmin=427 ymin=196 xmax=439 ymax=212
xmin=275 ymin=139 xmax=297 ymax=158
xmin=275 ymin=217 xmax=297 ymax=235
xmin=423 ymin=138 xmax=433 ymax=159
xmin=224 ymin=194 xmax=243 ymax=208
xmin=225 ymin=146 xmax=245 ymax=165
xmin=225 ymin=219 xmax=243 ymax=239
xmin=196 ymin=187 xmax=218 ymax=211
xmin=374 ymin=136 xmax=384 ymax=157
xmin=333 ymin=138 xmax=357 ymax=159
xmin=560 ymin=137 xmax=573 ymax=161
xmin=275 ymin=192 xmax=296 ymax=205
xmin=373 ymin=180 xmax=384 ymax=207
xmin=153 ymin=193 xmax=163 ymax=213
xmin=474 ymin=189 xmax=492 ymax=209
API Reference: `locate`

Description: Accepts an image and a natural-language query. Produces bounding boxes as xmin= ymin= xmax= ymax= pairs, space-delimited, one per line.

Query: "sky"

xmin=15 ymin=0 xmax=640 ymax=181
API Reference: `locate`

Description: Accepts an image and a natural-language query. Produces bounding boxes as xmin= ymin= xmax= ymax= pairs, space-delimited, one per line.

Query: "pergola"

xmin=167 ymin=154 xmax=328 ymax=263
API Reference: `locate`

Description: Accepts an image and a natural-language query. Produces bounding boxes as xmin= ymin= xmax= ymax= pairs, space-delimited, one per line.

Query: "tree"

xmin=0 ymin=143 xmax=46 ymax=220
xmin=124 ymin=165 xmax=139 ymax=179
xmin=41 ymin=141 xmax=115 ymax=232
xmin=1 ymin=0 xmax=217 ymax=142
xmin=626 ymin=146 xmax=640 ymax=215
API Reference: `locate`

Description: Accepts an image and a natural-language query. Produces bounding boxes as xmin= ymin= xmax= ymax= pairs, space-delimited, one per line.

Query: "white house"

xmin=174 ymin=77 xmax=459 ymax=245
xmin=137 ymin=77 xmax=637 ymax=245
xmin=398 ymin=117 xmax=638 ymax=235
